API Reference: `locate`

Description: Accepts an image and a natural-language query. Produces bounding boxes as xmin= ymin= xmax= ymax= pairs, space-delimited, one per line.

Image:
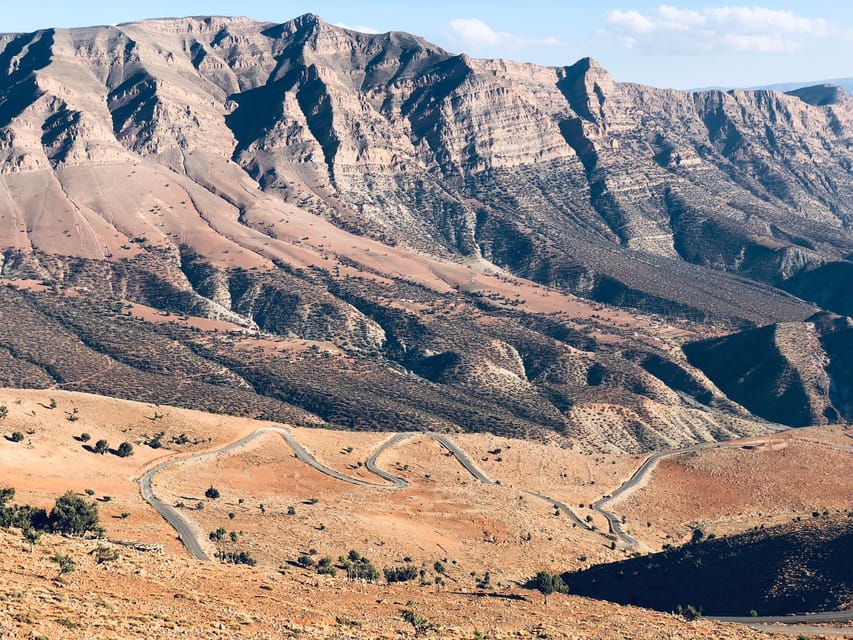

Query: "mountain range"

xmin=0 ymin=14 xmax=851 ymax=450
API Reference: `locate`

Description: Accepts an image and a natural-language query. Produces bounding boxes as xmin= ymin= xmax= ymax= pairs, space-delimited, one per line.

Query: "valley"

xmin=0 ymin=11 xmax=852 ymax=638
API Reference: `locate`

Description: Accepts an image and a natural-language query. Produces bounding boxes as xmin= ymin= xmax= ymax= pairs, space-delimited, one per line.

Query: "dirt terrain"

xmin=0 ymin=528 xmax=794 ymax=640
xmin=0 ymin=389 xmax=850 ymax=637
xmin=618 ymin=426 xmax=853 ymax=546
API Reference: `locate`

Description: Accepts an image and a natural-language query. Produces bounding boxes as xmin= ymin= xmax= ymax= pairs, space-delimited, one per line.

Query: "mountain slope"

xmin=564 ymin=515 xmax=853 ymax=616
xmin=0 ymin=15 xmax=847 ymax=320
xmin=684 ymin=313 xmax=853 ymax=426
xmin=0 ymin=14 xmax=851 ymax=447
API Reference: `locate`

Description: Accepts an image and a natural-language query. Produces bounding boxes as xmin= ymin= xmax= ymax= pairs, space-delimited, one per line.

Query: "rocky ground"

xmin=0 ymin=389 xmax=849 ymax=638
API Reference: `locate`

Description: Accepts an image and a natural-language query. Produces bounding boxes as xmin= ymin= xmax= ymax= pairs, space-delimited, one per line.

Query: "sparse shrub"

xmin=50 ymin=491 xmax=99 ymax=535
xmin=0 ymin=405 xmax=7 ymax=420
xmin=9 ymin=431 xmax=24 ymax=442
xmin=675 ymin=604 xmax=703 ymax=620
xmin=51 ymin=553 xmax=76 ymax=575
xmin=297 ymin=554 xmax=315 ymax=568
xmin=317 ymin=556 xmax=336 ymax=576
xmin=115 ymin=442 xmax=134 ymax=457
xmin=91 ymin=545 xmax=119 ymax=564
xmin=222 ymin=551 xmax=256 ymax=566
xmin=476 ymin=571 xmax=492 ymax=590
xmin=287 ymin=506 xmax=296 ymax=515
xmin=79 ymin=433 xmax=91 ymax=442
xmin=400 ymin=609 xmax=438 ymax=636
xmin=384 ymin=564 xmax=419 ymax=583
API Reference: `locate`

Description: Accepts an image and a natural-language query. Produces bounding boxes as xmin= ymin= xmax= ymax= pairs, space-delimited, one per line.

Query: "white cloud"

xmin=446 ymin=18 xmax=564 ymax=52
xmin=333 ymin=22 xmax=381 ymax=34
xmin=604 ymin=5 xmax=833 ymax=54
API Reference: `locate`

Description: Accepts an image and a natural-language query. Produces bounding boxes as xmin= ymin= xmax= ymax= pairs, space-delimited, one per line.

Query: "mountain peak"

xmin=785 ymin=83 xmax=847 ymax=106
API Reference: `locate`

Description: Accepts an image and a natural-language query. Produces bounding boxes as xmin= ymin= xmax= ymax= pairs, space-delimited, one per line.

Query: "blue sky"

xmin=5 ymin=1 xmax=852 ymax=88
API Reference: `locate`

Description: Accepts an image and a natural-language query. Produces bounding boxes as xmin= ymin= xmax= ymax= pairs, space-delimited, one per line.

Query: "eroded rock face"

xmin=1 ymin=15 xmax=851 ymax=278
xmin=0 ymin=15 xmax=851 ymax=445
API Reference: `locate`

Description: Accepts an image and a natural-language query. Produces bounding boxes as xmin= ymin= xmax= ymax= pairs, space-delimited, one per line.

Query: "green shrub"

xmin=384 ymin=564 xmax=419 ymax=583
xmin=115 ymin=442 xmax=134 ymax=457
xmin=50 ymin=492 xmax=99 ymax=535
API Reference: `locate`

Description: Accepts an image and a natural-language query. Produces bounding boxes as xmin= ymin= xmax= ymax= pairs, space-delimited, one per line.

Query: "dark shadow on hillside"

xmin=562 ymin=518 xmax=853 ymax=617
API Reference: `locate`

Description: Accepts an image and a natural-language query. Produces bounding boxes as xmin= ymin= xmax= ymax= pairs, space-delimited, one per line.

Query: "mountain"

xmin=756 ymin=78 xmax=853 ymax=95
xmin=0 ymin=15 xmax=851 ymax=446
xmin=697 ymin=78 xmax=853 ymax=95
xmin=685 ymin=313 xmax=853 ymax=425
xmin=784 ymin=83 xmax=847 ymax=106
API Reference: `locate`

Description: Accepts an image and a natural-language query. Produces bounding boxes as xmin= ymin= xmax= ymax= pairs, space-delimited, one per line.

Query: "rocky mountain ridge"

xmin=0 ymin=14 xmax=851 ymax=442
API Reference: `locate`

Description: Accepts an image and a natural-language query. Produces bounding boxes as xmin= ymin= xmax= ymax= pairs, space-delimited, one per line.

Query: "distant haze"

xmin=696 ymin=78 xmax=853 ymax=94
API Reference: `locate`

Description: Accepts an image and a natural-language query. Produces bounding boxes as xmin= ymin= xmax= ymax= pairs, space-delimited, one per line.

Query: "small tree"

xmin=79 ymin=433 xmax=91 ymax=442
xmin=9 ymin=432 xmax=24 ymax=443
xmin=529 ymin=571 xmax=568 ymax=605
xmin=115 ymin=442 xmax=134 ymax=458
xmin=22 ymin=527 xmax=41 ymax=552
xmin=205 ymin=486 xmax=220 ymax=500
xmin=384 ymin=564 xmax=419 ymax=583
xmin=50 ymin=491 xmax=99 ymax=535
xmin=0 ymin=487 xmax=15 ymax=506
xmin=94 ymin=439 xmax=109 ymax=455
xmin=209 ymin=527 xmax=227 ymax=559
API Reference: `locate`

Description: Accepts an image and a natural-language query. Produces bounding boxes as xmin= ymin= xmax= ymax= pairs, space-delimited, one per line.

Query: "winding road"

xmin=138 ymin=426 xmax=853 ymax=631
xmin=591 ymin=444 xmax=717 ymax=547
xmin=139 ymin=427 xmax=509 ymax=561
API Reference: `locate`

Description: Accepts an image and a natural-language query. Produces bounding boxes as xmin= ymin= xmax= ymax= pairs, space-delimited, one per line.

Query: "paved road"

xmin=522 ymin=489 xmax=592 ymax=530
xmin=711 ymin=609 xmax=853 ymax=634
xmin=424 ymin=432 xmax=495 ymax=484
xmin=139 ymin=428 xmax=501 ymax=560
xmin=711 ymin=611 xmax=853 ymax=625
xmin=591 ymin=442 xmax=729 ymax=547
xmin=590 ymin=434 xmax=853 ymax=547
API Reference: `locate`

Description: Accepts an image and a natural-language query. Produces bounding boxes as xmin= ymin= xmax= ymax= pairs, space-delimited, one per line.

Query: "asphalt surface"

xmin=711 ymin=611 xmax=853 ymax=624
xmin=139 ymin=428 xmax=498 ymax=560
xmin=139 ymin=427 xmax=853 ymax=630
xmin=592 ymin=443 xmax=723 ymax=547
